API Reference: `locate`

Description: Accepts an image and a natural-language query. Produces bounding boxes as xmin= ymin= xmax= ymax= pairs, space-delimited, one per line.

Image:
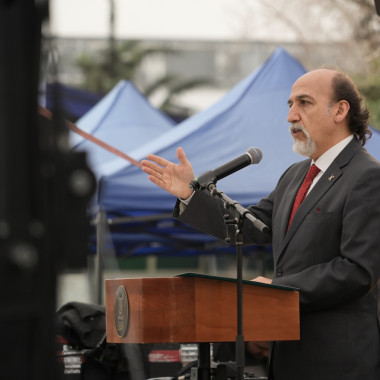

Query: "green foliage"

xmin=75 ymin=40 xmax=213 ymax=117
xmin=75 ymin=40 xmax=172 ymax=92
xmin=366 ymin=98 xmax=380 ymax=131
xmin=353 ymin=59 xmax=380 ymax=131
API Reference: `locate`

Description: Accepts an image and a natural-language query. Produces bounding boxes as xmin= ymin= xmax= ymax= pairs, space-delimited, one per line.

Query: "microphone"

xmin=190 ymin=147 xmax=262 ymax=190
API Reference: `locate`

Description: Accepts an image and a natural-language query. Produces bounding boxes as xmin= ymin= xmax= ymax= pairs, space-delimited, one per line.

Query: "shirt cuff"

xmin=179 ymin=192 xmax=195 ymax=205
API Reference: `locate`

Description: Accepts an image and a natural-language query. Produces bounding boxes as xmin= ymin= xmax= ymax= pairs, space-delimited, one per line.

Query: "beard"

xmin=289 ymin=124 xmax=316 ymax=157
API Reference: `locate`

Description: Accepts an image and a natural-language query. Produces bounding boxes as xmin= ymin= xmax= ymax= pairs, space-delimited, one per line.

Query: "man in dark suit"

xmin=141 ymin=69 xmax=380 ymax=379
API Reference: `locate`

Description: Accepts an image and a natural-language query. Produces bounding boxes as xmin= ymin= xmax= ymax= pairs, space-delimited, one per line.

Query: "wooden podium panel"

xmin=105 ymin=274 xmax=299 ymax=344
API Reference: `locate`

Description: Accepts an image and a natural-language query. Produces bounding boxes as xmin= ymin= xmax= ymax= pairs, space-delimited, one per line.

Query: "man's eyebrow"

xmin=288 ymin=94 xmax=315 ymax=105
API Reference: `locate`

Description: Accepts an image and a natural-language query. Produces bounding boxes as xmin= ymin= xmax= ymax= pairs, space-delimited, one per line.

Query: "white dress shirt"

xmin=308 ymin=134 xmax=353 ymax=194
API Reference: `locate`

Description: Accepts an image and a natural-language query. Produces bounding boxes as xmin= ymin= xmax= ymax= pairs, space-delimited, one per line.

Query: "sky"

xmin=49 ymin=0 xmax=293 ymax=41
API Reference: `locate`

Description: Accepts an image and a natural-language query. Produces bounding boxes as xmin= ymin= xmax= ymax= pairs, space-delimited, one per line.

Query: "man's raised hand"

xmin=141 ymin=147 xmax=195 ymax=199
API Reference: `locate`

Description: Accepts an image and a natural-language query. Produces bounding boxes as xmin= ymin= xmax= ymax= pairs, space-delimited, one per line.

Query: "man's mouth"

xmin=290 ymin=126 xmax=304 ymax=137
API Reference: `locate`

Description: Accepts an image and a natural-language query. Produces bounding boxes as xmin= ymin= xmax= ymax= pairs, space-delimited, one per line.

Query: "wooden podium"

xmin=105 ymin=273 xmax=299 ymax=344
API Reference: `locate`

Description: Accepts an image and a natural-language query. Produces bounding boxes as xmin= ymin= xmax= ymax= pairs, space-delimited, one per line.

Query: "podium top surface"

xmin=176 ymin=272 xmax=299 ymax=292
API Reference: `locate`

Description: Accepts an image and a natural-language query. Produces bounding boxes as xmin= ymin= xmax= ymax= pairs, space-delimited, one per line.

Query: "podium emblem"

xmin=114 ymin=286 xmax=129 ymax=337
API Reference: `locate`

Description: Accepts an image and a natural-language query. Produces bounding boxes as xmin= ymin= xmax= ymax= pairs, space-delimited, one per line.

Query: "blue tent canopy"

xmin=98 ymin=47 xmax=307 ymax=212
xmin=71 ymin=80 xmax=175 ymax=178
xmin=98 ymin=49 xmax=380 ymax=213
xmin=45 ymin=82 xmax=104 ymax=122
xmin=365 ymin=128 xmax=380 ymax=160
xmin=91 ymin=47 xmax=380 ymax=257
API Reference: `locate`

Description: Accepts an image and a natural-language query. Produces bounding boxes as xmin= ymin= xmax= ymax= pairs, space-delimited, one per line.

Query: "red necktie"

xmin=288 ymin=164 xmax=320 ymax=229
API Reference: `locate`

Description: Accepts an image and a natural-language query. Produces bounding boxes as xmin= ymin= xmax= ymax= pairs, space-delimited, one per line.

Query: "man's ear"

xmin=334 ymin=100 xmax=350 ymax=123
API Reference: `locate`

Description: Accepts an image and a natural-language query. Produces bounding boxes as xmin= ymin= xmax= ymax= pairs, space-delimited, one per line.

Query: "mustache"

xmin=289 ymin=124 xmax=306 ymax=133
xmin=289 ymin=124 xmax=312 ymax=140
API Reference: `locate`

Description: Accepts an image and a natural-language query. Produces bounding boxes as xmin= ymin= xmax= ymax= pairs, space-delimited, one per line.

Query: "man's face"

xmin=287 ymin=70 xmax=337 ymax=160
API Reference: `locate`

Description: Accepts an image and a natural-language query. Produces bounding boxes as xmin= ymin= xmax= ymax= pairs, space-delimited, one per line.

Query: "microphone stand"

xmin=207 ymin=183 xmax=269 ymax=380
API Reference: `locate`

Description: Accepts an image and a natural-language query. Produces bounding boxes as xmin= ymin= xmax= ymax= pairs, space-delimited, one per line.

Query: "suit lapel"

xmin=283 ymin=162 xmax=342 ymax=244
xmin=277 ymin=161 xmax=310 ymax=243
xmin=277 ymin=138 xmax=361 ymax=262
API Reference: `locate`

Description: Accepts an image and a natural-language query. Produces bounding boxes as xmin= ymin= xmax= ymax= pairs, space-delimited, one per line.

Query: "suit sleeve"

xmin=174 ymin=190 xmax=272 ymax=245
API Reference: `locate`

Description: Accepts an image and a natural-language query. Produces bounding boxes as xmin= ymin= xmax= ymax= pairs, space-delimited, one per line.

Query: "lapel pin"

xmin=328 ymin=174 xmax=335 ymax=181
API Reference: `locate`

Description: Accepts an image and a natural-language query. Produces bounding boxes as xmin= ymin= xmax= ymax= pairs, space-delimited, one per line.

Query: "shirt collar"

xmin=313 ymin=135 xmax=354 ymax=172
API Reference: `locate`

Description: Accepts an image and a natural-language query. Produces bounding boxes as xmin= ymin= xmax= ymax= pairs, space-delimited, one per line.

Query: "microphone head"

xmin=246 ymin=147 xmax=263 ymax=164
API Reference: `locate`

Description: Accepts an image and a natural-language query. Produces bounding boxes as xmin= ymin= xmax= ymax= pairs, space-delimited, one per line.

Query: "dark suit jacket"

xmin=174 ymin=138 xmax=380 ymax=380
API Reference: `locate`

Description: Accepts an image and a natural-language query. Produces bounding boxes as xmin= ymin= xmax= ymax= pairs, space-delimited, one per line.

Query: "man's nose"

xmin=287 ymin=105 xmax=300 ymax=123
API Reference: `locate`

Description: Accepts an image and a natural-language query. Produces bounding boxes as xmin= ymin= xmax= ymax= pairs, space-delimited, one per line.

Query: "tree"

xmin=229 ymin=0 xmax=380 ymax=130
xmin=354 ymin=57 xmax=380 ymax=131
xmin=75 ymin=39 xmax=213 ymax=119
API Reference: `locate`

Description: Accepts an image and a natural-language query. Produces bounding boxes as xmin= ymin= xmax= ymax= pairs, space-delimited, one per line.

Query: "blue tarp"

xmin=98 ymin=48 xmax=380 ymax=214
xmin=71 ymin=80 xmax=175 ymax=178
xmin=89 ymin=47 xmax=380 ymax=256
xmin=365 ymin=128 xmax=380 ymax=160
xmin=46 ymin=82 xmax=104 ymax=121
xmin=97 ymin=48 xmax=308 ymax=212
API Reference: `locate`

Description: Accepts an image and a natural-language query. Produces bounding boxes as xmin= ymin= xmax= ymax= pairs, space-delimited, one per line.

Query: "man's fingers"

xmin=147 ymin=175 xmax=164 ymax=188
xmin=146 ymin=153 xmax=170 ymax=167
xmin=251 ymin=276 xmax=272 ymax=284
xmin=142 ymin=159 xmax=165 ymax=175
xmin=141 ymin=165 xmax=157 ymax=177
xmin=176 ymin=147 xmax=189 ymax=166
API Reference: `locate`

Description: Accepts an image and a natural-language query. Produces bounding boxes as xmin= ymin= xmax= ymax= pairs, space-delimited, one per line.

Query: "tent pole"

xmin=95 ymin=209 xmax=107 ymax=304
xmin=87 ymin=252 xmax=96 ymax=304
xmin=87 ymin=212 xmax=98 ymax=304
